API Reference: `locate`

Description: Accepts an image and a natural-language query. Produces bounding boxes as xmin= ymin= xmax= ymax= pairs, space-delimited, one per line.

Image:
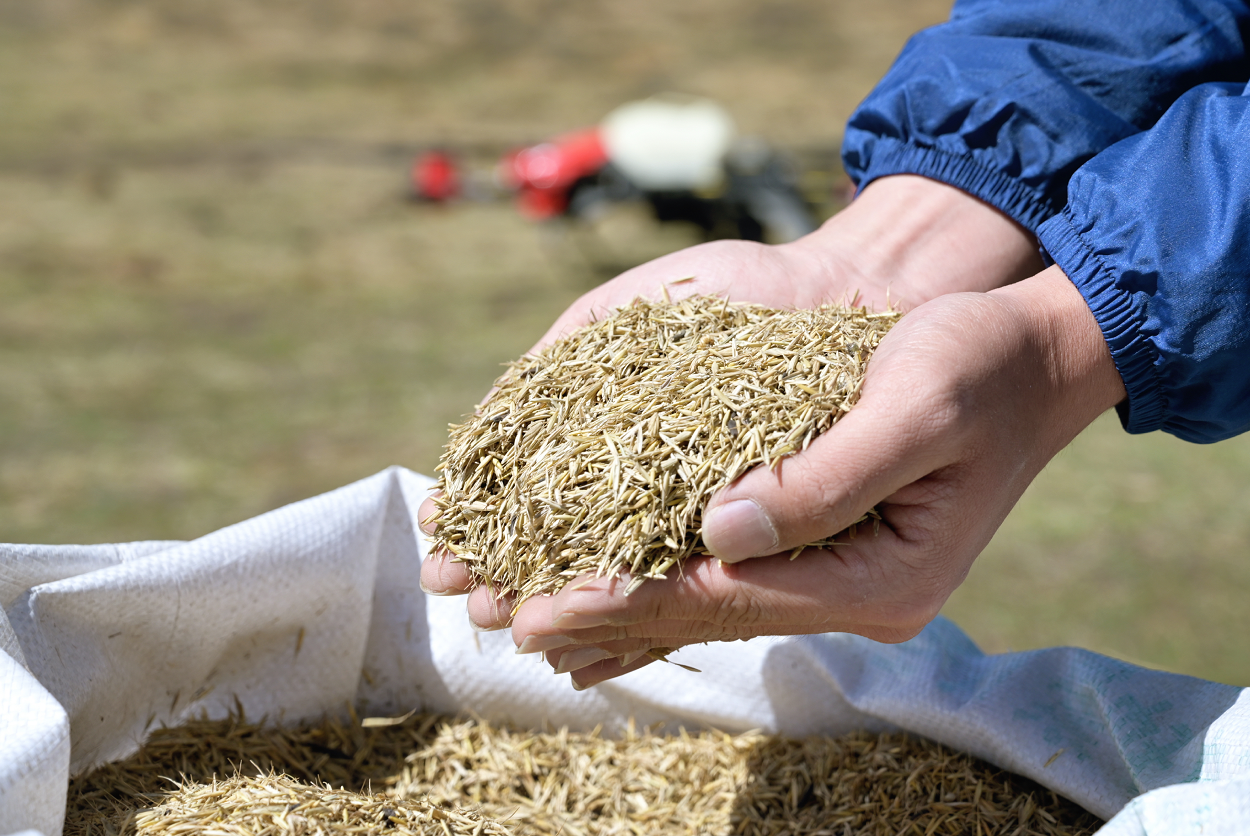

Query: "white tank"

xmin=600 ymin=94 xmax=736 ymax=191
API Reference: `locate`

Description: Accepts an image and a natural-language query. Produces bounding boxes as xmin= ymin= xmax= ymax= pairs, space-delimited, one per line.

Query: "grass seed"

xmin=432 ymin=295 xmax=900 ymax=605
xmin=64 ymin=713 xmax=1102 ymax=836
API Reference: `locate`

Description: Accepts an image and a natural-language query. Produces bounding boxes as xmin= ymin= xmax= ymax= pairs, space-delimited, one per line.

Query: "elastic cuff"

xmin=1037 ymin=209 xmax=1165 ymax=435
xmin=855 ymin=139 xmax=1057 ymax=233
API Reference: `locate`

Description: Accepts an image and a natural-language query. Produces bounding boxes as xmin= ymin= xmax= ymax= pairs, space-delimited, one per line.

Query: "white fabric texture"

xmin=1 ymin=466 xmax=1247 ymax=835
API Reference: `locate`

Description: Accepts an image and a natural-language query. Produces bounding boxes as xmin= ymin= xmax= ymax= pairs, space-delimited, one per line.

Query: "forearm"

xmin=991 ymin=265 xmax=1127 ymax=455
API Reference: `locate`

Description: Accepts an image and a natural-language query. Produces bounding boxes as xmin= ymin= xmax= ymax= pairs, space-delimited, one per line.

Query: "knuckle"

xmin=682 ymin=557 xmax=767 ymax=628
xmin=710 ymin=583 xmax=766 ymax=628
xmin=631 ymin=585 xmax=674 ymax=625
xmin=718 ymin=623 xmax=765 ymax=642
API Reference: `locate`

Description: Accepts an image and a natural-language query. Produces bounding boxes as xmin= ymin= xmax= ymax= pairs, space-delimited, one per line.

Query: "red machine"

xmin=410 ymin=150 xmax=461 ymax=203
xmin=498 ymin=128 xmax=609 ymax=219
xmin=408 ymin=97 xmax=819 ymax=245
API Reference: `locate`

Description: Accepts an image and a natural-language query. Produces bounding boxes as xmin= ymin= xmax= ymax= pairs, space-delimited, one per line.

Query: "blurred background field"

xmin=2 ymin=0 xmax=1247 ymax=686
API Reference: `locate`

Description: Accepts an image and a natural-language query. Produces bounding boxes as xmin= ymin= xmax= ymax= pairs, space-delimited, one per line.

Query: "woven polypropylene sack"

xmin=2 ymin=467 xmax=1248 ymax=835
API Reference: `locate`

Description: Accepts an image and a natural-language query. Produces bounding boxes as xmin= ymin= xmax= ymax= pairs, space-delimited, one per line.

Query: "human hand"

xmin=499 ymin=266 xmax=1126 ymax=689
xmin=530 ymin=174 xmax=1043 ymax=349
xmin=419 ymin=175 xmax=1044 ymax=613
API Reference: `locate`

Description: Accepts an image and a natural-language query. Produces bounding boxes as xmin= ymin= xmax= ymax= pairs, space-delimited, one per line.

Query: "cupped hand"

xmin=504 ymin=266 xmax=1126 ymax=689
xmin=418 ymin=174 xmax=1045 ymax=638
xmin=416 ymin=235 xmax=850 ymax=624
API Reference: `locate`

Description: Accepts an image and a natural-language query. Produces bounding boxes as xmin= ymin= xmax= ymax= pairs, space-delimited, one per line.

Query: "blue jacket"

xmin=842 ymin=0 xmax=1250 ymax=443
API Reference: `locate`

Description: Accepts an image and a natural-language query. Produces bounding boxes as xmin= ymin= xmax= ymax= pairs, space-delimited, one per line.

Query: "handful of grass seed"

xmin=432 ymin=295 xmax=900 ymax=605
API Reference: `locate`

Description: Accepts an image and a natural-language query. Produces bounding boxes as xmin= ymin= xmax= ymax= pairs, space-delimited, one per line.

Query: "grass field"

xmin=3 ymin=0 xmax=1247 ymax=686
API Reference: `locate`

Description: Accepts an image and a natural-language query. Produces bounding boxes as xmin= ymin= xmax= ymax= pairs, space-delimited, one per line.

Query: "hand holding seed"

xmin=419 ymin=175 xmax=1040 ymax=591
xmin=504 ymin=267 xmax=1126 ymax=689
xmin=419 ymin=175 xmax=1053 ymax=687
xmin=421 ymin=296 xmax=897 ymax=622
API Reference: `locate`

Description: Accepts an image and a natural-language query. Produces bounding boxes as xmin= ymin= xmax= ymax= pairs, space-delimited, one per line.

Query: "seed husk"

xmin=64 ymin=713 xmax=1102 ymax=836
xmin=432 ymin=295 xmax=901 ymax=606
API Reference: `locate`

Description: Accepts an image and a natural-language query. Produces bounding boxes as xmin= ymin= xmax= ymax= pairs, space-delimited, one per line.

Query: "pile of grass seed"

xmin=431 ymin=295 xmax=900 ymax=604
xmin=65 ymin=713 xmax=1101 ymax=836
xmin=126 ymin=774 xmax=509 ymax=836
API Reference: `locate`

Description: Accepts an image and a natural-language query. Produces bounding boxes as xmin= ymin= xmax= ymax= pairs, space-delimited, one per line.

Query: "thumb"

xmin=701 ymin=376 xmax=951 ymax=562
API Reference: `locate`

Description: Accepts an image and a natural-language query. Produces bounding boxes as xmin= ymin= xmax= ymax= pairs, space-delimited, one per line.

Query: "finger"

xmin=525 ymin=615 xmax=878 ymax=648
xmin=417 ymin=495 xmax=440 ymax=535
xmin=513 ymin=547 xmax=934 ymax=648
xmin=701 ymin=317 xmax=961 ymax=563
xmin=419 ymin=548 xmax=476 ymax=595
xmin=569 ymin=654 xmax=657 ymax=691
xmin=545 ymin=645 xmax=618 ymax=675
xmin=541 ymin=637 xmax=682 ymax=672
xmin=417 ymin=491 xmax=481 ymax=596
xmin=515 ymin=613 xmax=844 ymax=654
xmin=465 ymin=584 xmax=515 ymax=631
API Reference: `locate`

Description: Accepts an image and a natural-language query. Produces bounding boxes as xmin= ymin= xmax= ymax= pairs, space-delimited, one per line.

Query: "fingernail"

xmin=552 ymin=612 xmax=612 ymax=630
xmin=570 ymin=677 xmax=592 ymax=692
xmin=553 ymin=646 xmax=614 ymax=675
xmin=702 ymin=499 xmax=778 ymax=562
xmin=619 ymin=649 xmax=649 ymax=667
xmin=418 ymin=578 xmax=455 ymax=597
xmin=515 ymin=634 xmax=575 ymax=655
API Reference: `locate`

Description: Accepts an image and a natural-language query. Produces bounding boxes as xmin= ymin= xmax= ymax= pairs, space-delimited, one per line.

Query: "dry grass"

xmin=432 ymin=296 xmax=899 ymax=605
xmin=65 ymin=714 xmax=1102 ymax=836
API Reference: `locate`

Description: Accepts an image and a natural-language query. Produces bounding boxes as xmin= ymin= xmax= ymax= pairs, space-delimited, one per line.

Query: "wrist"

xmin=785 ymin=175 xmax=1043 ymax=310
xmin=993 ymin=265 xmax=1127 ymax=442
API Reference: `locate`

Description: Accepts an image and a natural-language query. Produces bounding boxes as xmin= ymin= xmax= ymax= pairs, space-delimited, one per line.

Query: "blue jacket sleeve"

xmin=842 ymin=0 xmax=1250 ymax=232
xmin=1037 ymin=82 xmax=1250 ymax=443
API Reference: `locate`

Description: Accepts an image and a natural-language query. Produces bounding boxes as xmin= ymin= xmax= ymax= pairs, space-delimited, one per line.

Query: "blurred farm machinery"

xmin=410 ymin=96 xmax=848 ymax=275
